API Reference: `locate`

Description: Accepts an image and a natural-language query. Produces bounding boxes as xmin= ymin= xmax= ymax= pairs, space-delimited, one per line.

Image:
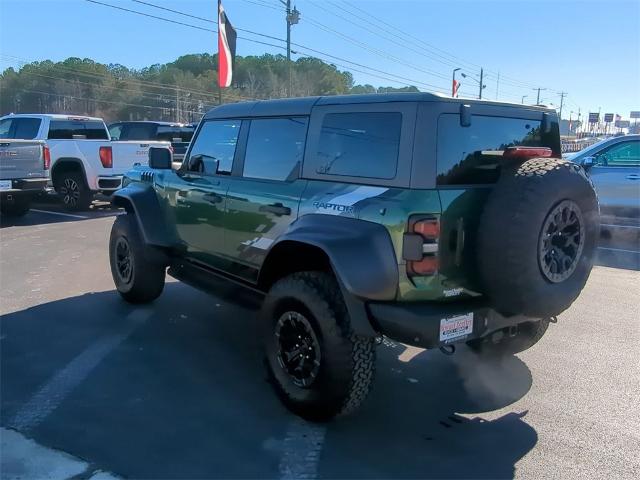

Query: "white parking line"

xmin=598 ymin=246 xmax=640 ymax=254
xmin=9 ymin=309 xmax=152 ymax=432
xmin=279 ymin=417 xmax=326 ymax=480
xmin=601 ymin=224 xmax=640 ymax=230
xmin=31 ymin=209 xmax=88 ymax=220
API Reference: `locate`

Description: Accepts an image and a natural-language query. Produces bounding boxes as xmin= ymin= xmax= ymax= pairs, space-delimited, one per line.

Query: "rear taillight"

xmin=503 ymin=146 xmax=553 ymax=159
xmin=99 ymin=146 xmax=113 ymax=168
xmin=404 ymin=216 xmax=440 ymax=277
xmin=43 ymin=146 xmax=51 ymax=170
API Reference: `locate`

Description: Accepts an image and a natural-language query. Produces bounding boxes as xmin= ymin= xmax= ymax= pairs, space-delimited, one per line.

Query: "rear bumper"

xmin=96 ymin=175 xmax=123 ymax=191
xmin=0 ymin=178 xmax=48 ymax=196
xmin=368 ymin=299 xmax=538 ymax=349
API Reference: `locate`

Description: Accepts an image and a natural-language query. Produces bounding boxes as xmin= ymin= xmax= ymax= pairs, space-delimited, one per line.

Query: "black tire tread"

xmin=264 ymin=271 xmax=375 ymax=420
xmin=478 ymin=157 xmax=598 ymax=317
xmin=109 ymin=214 xmax=165 ymax=304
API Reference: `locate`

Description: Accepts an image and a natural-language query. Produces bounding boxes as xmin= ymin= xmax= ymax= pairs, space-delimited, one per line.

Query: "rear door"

xmin=167 ymin=119 xmax=242 ymax=265
xmin=223 ymin=117 xmax=309 ymax=280
xmin=588 ymin=139 xmax=640 ymax=222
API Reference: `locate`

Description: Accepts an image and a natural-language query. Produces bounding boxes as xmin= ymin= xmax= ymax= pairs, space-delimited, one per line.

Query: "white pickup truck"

xmin=0 ymin=114 xmax=170 ymax=210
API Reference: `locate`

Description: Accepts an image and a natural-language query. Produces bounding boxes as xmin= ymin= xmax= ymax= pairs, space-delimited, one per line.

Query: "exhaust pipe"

xmin=439 ymin=344 xmax=455 ymax=355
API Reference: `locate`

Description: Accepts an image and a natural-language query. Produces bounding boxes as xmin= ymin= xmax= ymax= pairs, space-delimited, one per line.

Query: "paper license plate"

xmin=439 ymin=313 xmax=473 ymax=342
xmin=0 ymin=180 xmax=12 ymax=191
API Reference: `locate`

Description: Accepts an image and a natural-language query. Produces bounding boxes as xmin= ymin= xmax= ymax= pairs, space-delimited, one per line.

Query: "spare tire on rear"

xmin=478 ymin=158 xmax=599 ymax=318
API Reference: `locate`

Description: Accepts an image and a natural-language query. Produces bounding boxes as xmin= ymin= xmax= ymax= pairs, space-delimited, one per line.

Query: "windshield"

xmin=565 ymin=137 xmax=616 ymax=161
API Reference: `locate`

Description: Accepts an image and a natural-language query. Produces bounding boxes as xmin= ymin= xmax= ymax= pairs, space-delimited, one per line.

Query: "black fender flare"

xmin=261 ymin=214 xmax=399 ymax=337
xmin=111 ymin=183 xmax=176 ymax=250
xmin=51 ymin=158 xmax=88 ymax=187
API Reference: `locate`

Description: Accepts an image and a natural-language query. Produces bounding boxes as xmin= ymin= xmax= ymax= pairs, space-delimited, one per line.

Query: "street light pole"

xmin=521 ymin=95 xmax=528 ymax=104
xmin=452 ymin=68 xmax=461 ymax=97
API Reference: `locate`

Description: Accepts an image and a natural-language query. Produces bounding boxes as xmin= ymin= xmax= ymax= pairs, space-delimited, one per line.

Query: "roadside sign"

xmin=588 ymin=113 xmax=599 ymax=123
xmin=631 ymin=111 xmax=640 ymax=119
xmin=615 ymin=120 xmax=630 ymax=128
xmin=604 ymin=113 xmax=614 ymax=123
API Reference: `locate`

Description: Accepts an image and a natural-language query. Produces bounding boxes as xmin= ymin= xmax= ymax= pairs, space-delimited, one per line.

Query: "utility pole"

xmin=281 ymin=1 xmax=300 ymax=97
xmin=495 ymin=71 xmax=500 ymax=100
xmin=558 ymin=92 xmax=567 ymax=120
xmin=534 ymin=87 xmax=547 ymax=105
xmin=478 ymin=68 xmax=484 ymax=99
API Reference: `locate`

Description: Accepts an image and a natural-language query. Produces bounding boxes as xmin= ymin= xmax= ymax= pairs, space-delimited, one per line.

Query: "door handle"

xmin=203 ymin=193 xmax=223 ymax=204
xmin=626 ymin=174 xmax=640 ymax=180
xmin=259 ymin=202 xmax=292 ymax=216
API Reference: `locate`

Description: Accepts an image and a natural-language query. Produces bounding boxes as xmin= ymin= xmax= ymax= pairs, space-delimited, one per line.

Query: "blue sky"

xmin=1 ymin=0 xmax=639 ymax=120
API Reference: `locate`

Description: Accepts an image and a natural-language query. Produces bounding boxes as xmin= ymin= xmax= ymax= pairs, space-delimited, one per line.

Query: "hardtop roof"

xmin=203 ymin=92 xmax=554 ymax=119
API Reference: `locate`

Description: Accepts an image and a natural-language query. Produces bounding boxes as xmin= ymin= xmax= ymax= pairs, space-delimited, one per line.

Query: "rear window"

xmin=316 ymin=112 xmax=402 ymax=179
xmin=156 ymin=126 xmax=195 ymax=143
xmin=0 ymin=118 xmax=42 ymax=139
xmin=48 ymin=120 xmax=109 ymax=140
xmin=437 ymin=114 xmax=559 ymax=185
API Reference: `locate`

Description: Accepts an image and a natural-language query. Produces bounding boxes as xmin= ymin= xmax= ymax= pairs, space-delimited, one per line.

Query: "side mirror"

xmin=148 ymin=147 xmax=172 ymax=169
xmin=581 ymin=156 xmax=595 ymax=169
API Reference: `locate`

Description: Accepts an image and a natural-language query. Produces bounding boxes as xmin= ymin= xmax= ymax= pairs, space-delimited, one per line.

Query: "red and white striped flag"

xmin=218 ymin=0 xmax=237 ymax=88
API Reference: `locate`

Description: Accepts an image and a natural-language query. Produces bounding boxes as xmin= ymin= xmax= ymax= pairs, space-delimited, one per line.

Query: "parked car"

xmin=0 ymin=139 xmax=49 ymax=217
xmin=108 ymin=121 xmax=195 ymax=164
xmin=0 ymin=114 xmax=170 ymax=210
xmin=108 ymin=93 xmax=598 ymax=420
xmin=566 ymin=134 xmax=640 ymax=224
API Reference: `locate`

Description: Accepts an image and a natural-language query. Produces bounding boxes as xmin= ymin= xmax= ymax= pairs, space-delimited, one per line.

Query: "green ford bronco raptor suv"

xmin=109 ymin=93 xmax=598 ymax=421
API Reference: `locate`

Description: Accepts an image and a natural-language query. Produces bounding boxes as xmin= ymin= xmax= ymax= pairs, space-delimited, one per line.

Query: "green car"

xmin=109 ymin=93 xmax=599 ymax=420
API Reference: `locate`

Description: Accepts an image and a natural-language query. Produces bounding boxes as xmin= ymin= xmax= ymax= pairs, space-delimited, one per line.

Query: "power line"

xmin=83 ymin=0 xmax=435 ymax=91
xmin=15 ymin=88 xmax=206 ymax=114
xmin=1 ymin=54 xmax=256 ymax=102
xmin=83 ymin=0 xmax=287 ymax=51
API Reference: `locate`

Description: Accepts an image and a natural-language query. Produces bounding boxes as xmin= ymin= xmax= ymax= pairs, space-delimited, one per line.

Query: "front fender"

xmin=112 ymin=183 xmax=176 ymax=248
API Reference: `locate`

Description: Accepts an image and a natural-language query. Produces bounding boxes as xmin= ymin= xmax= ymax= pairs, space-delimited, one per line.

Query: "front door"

xmin=589 ymin=139 xmax=640 ymax=223
xmin=169 ymin=119 xmax=242 ymax=264
xmin=224 ymin=117 xmax=309 ymax=281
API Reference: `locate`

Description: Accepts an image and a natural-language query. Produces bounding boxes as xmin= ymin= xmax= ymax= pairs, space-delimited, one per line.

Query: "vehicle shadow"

xmin=1 ymin=283 xmax=536 ymax=479
xmin=0 ymin=200 xmax=119 ymax=228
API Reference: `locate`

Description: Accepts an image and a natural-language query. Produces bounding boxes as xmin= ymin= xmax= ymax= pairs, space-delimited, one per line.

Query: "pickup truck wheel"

xmin=467 ymin=318 xmax=550 ymax=357
xmin=109 ymin=214 xmax=165 ymax=304
xmin=55 ymin=172 xmax=91 ymax=211
xmin=262 ymin=272 xmax=376 ymax=421
xmin=0 ymin=197 xmax=31 ymax=217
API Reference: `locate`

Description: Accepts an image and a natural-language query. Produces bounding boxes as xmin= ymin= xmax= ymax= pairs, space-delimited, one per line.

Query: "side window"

xmin=599 ymin=141 xmax=640 ymax=166
xmin=316 ymin=112 xmax=402 ymax=179
xmin=108 ymin=124 xmax=123 ymax=141
xmin=186 ymin=120 xmax=241 ymax=175
xmin=243 ymin=117 xmax=308 ymax=181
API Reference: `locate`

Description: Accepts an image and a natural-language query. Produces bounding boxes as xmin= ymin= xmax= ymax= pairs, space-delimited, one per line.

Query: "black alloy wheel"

xmin=538 ymin=200 xmax=585 ymax=283
xmin=275 ymin=311 xmax=322 ymax=388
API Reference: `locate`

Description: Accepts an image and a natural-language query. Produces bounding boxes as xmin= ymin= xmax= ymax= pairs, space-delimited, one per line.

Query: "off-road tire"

xmin=0 ymin=197 xmax=31 ymax=217
xmin=109 ymin=214 xmax=165 ymax=303
xmin=478 ymin=158 xmax=599 ymax=318
xmin=55 ymin=171 xmax=92 ymax=211
xmin=262 ymin=272 xmax=376 ymax=421
xmin=468 ymin=318 xmax=550 ymax=357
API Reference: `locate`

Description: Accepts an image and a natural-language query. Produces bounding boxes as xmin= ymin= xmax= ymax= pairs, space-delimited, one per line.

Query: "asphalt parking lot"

xmin=1 ymin=200 xmax=639 ymax=479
